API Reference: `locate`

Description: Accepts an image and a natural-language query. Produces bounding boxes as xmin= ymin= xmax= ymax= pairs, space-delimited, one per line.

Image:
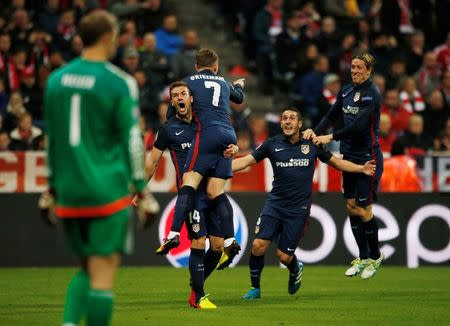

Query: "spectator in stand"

xmin=5 ymin=47 xmax=29 ymax=92
xmin=434 ymin=32 xmax=450 ymax=72
xmin=151 ymin=101 xmax=168 ymax=131
xmin=372 ymin=73 xmax=386 ymax=97
xmin=440 ymin=70 xmax=450 ymax=109
xmin=139 ymin=115 xmax=155 ymax=151
xmin=249 ymin=113 xmax=269 ymax=148
xmin=111 ymin=25 xmax=131 ymax=67
xmin=316 ymin=16 xmax=340 ymax=59
xmin=134 ymin=69 xmax=160 ymax=124
xmin=139 ymin=0 xmax=171 ymax=34
xmin=121 ymin=46 xmax=139 ymax=74
xmin=37 ymin=0 xmax=60 ymax=35
xmin=334 ymin=33 xmax=357 ymax=82
xmin=28 ymin=29 xmax=52 ymax=71
xmin=9 ymin=112 xmax=42 ymax=151
xmin=296 ymin=1 xmax=321 ymax=41
xmin=274 ymin=13 xmax=303 ymax=79
xmin=230 ymin=101 xmax=251 ymax=133
xmin=139 ymin=32 xmax=170 ymax=87
xmin=399 ymin=77 xmax=425 ymax=114
xmin=63 ymin=34 xmax=83 ymax=61
xmin=415 ymin=51 xmax=442 ymax=99
xmin=297 ymin=43 xmax=319 ymax=76
xmin=0 ymin=32 xmax=11 ymax=76
xmin=3 ymin=91 xmax=26 ymax=132
xmin=55 ymin=9 xmax=77 ymax=53
xmin=20 ymin=68 xmax=43 ymax=123
xmin=0 ymin=129 xmax=11 ymax=151
xmin=0 ymin=79 xmax=7 ymax=116
xmin=381 ymin=88 xmax=412 ymax=135
xmin=324 ymin=0 xmax=361 ymax=20
xmin=378 ymin=113 xmax=396 ymax=155
xmin=385 ymin=57 xmax=407 ymax=90
xmin=298 ymin=55 xmax=329 ymax=126
xmin=8 ymin=9 xmax=34 ymax=50
xmin=122 ymin=19 xmax=142 ymax=48
xmin=380 ymin=140 xmax=421 ymax=192
xmin=154 ymin=14 xmax=183 ymax=58
xmin=405 ymin=30 xmax=426 ymax=75
xmin=2 ymin=0 xmax=28 ymax=21
xmin=424 ymin=90 xmax=448 ymax=141
xmin=48 ymin=49 xmax=65 ymax=70
xmin=253 ymin=0 xmax=284 ymax=92
xmin=399 ymin=114 xmax=431 ymax=156
xmin=110 ymin=0 xmax=146 ymax=21
xmin=171 ymin=29 xmax=199 ymax=81
xmin=433 ymin=118 xmax=450 ymax=153
xmin=370 ymin=32 xmax=397 ymax=77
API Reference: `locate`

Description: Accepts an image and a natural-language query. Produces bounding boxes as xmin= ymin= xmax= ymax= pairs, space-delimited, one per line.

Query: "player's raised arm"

xmin=232 ymin=154 xmax=257 ymax=172
xmin=229 ymin=78 xmax=245 ymax=104
xmin=145 ymin=147 xmax=164 ymax=181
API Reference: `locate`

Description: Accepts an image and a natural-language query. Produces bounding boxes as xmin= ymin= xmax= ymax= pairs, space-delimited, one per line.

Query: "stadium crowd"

xmin=0 ymin=0 xmax=449 ymax=157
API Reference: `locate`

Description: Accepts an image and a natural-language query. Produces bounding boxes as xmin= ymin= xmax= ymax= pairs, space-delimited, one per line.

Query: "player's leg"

xmin=156 ymin=171 xmax=203 ymax=255
xmin=276 ymin=211 xmax=308 ymax=295
xmin=242 ymin=238 xmax=270 ymax=299
xmin=85 ymin=209 xmax=132 ymax=325
xmin=87 ymin=254 xmax=120 ymax=326
xmin=207 ymin=176 xmax=241 ymax=269
xmin=204 ymin=235 xmax=223 ymax=280
xmin=189 ymin=236 xmax=207 ymax=307
xmin=242 ymin=214 xmax=278 ymax=299
xmin=62 ymin=220 xmax=90 ymax=325
xmin=356 ymin=156 xmax=384 ymax=279
xmin=343 ymin=171 xmax=370 ymax=277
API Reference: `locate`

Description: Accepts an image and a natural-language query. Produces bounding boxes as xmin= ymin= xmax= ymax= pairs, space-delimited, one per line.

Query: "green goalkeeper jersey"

xmin=44 ymin=58 xmax=146 ymax=218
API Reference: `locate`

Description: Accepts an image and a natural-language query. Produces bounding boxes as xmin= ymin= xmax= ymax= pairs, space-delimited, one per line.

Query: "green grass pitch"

xmin=1 ymin=266 xmax=449 ymax=325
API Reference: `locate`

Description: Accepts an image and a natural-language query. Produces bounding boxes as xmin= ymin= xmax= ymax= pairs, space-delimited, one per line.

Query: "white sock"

xmin=224 ymin=237 xmax=235 ymax=248
xmin=168 ymin=231 xmax=180 ymax=239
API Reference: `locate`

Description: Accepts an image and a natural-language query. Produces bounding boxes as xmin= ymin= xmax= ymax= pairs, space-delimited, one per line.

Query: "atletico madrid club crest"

xmin=301 ymin=144 xmax=310 ymax=154
xmin=192 ymin=223 xmax=200 ymax=233
xmin=353 ymin=92 xmax=360 ymax=102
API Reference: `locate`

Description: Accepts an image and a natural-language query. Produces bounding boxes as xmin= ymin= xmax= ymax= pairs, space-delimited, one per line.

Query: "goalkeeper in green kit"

xmin=40 ymin=10 xmax=158 ymax=326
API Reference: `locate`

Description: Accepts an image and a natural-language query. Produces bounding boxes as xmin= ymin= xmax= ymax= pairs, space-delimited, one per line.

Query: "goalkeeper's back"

xmin=44 ymin=58 xmax=145 ymax=217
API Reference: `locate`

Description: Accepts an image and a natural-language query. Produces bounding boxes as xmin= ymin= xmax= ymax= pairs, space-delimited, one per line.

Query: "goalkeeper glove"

xmin=38 ymin=189 xmax=57 ymax=226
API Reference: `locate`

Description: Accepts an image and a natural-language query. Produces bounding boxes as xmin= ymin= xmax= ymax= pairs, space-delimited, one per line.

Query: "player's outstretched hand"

xmin=302 ymin=129 xmax=316 ymax=140
xmin=233 ymin=78 xmax=245 ymax=88
xmin=38 ymin=189 xmax=57 ymax=226
xmin=223 ymin=144 xmax=239 ymax=158
xmin=362 ymin=160 xmax=376 ymax=176
xmin=136 ymin=188 xmax=160 ymax=230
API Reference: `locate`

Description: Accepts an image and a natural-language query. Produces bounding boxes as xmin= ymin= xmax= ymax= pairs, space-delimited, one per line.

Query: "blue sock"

xmin=285 ymin=254 xmax=299 ymax=273
xmin=212 ymin=194 xmax=234 ymax=239
xmin=249 ymin=253 xmax=264 ymax=289
xmin=350 ymin=215 xmax=369 ymax=259
xmin=172 ymin=186 xmax=195 ymax=232
xmin=203 ymin=249 xmax=222 ymax=281
xmin=363 ymin=218 xmax=381 ymax=260
xmin=189 ymin=248 xmax=205 ymax=302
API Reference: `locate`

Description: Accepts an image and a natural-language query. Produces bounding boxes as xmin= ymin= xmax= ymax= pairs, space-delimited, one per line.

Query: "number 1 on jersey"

xmin=70 ymin=93 xmax=81 ymax=146
xmin=204 ymin=81 xmax=221 ymax=106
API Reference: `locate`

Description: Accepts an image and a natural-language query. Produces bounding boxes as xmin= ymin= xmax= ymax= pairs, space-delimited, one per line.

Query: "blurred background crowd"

xmin=0 ymin=0 xmax=449 ymax=161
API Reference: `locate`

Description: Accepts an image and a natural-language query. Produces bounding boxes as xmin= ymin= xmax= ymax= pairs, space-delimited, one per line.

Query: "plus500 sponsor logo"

xmin=276 ymin=158 xmax=309 ymax=168
xmin=158 ymin=195 xmax=248 ymax=268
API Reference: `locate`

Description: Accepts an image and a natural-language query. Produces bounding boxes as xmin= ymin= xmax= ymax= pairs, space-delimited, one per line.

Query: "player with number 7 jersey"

xmin=156 ymin=49 xmax=244 ymax=260
xmin=44 ymin=57 xmax=146 ymax=216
